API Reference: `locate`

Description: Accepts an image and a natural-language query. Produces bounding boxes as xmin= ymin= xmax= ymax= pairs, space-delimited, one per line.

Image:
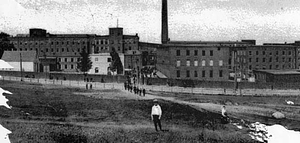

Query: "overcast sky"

xmin=1 ymin=0 xmax=300 ymax=45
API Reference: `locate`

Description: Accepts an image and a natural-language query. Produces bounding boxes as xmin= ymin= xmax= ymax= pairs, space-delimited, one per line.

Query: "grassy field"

xmin=149 ymin=91 xmax=300 ymax=131
xmin=0 ymin=80 xmax=258 ymax=143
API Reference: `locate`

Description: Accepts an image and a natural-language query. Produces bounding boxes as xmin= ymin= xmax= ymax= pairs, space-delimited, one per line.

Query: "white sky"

xmin=1 ymin=0 xmax=300 ymax=45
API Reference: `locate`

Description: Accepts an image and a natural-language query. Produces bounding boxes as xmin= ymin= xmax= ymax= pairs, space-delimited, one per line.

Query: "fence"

xmin=2 ymin=75 xmax=300 ymax=96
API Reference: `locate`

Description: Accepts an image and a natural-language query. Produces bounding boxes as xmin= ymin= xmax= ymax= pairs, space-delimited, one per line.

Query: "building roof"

xmin=253 ymin=70 xmax=300 ymax=75
xmin=1 ymin=51 xmax=37 ymax=62
xmin=162 ymin=40 xmax=251 ymax=47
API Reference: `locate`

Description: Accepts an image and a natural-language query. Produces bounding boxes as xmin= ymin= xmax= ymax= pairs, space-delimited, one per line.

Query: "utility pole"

xmin=20 ymin=53 xmax=23 ymax=81
xmin=233 ymin=50 xmax=237 ymax=93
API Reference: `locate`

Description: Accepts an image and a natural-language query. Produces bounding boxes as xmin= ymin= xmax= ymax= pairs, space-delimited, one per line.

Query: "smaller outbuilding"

xmin=253 ymin=70 xmax=300 ymax=82
xmin=0 ymin=51 xmax=39 ymax=72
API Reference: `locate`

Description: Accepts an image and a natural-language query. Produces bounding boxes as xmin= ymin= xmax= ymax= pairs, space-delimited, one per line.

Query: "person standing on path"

xmin=151 ymin=99 xmax=163 ymax=131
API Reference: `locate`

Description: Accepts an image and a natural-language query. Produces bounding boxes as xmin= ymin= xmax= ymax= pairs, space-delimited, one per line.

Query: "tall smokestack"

xmin=161 ymin=0 xmax=168 ymax=44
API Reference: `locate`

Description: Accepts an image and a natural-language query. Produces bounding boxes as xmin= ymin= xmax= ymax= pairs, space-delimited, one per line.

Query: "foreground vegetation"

xmin=0 ymin=81 xmax=257 ymax=143
xmin=150 ymin=90 xmax=300 ymax=131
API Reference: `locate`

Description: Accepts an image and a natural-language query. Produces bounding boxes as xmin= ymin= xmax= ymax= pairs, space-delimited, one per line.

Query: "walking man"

xmin=151 ymin=99 xmax=162 ymax=131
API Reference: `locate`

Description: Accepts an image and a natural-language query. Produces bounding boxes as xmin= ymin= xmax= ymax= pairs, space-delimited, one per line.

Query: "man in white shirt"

xmin=221 ymin=105 xmax=227 ymax=117
xmin=151 ymin=99 xmax=162 ymax=131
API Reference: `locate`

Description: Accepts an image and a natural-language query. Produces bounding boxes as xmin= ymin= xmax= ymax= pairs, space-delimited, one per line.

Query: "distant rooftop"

xmin=162 ymin=40 xmax=252 ymax=47
xmin=2 ymin=51 xmax=37 ymax=62
xmin=254 ymin=70 xmax=300 ymax=75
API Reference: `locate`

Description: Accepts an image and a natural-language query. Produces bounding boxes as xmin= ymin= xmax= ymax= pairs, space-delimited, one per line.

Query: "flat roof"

xmin=254 ymin=70 xmax=300 ymax=75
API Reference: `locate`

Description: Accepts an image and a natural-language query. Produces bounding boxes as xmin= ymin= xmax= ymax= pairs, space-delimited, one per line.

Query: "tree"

xmin=109 ymin=47 xmax=123 ymax=74
xmin=0 ymin=32 xmax=15 ymax=58
xmin=77 ymin=49 xmax=92 ymax=77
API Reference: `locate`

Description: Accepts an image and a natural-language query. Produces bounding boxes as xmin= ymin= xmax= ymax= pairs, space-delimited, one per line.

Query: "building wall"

xmin=247 ymin=46 xmax=296 ymax=71
xmin=89 ymin=53 xmax=124 ymax=75
xmin=156 ymin=46 xmax=171 ymax=77
xmin=7 ymin=28 xmax=139 ymax=73
xmin=169 ymin=46 xmax=230 ymax=81
xmin=2 ymin=62 xmax=35 ymax=72
xmin=8 ymin=36 xmax=90 ymax=72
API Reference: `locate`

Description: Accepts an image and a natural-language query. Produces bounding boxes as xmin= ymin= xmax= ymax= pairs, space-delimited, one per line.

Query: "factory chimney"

xmin=161 ymin=0 xmax=169 ymax=44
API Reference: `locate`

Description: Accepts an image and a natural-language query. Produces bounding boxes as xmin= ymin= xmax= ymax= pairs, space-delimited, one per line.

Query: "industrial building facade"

xmin=6 ymin=28 xmax=140 ymax=74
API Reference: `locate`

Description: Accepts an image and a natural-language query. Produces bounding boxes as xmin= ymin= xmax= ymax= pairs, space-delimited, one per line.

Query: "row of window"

xmin=93 ymin=57 xmax=111 ymax=62
xmin=248 ymin=64 xmax=293 ymax=70
xmin=176 ymin=50 xmax=215 ymax=56
xmin=248 ymin=57 xmax=292 ymax=63
xmin=18 ymin=40 xmax=89 ymax=46
xmin=176 ymin=70 xmax=223 ymax=78
xmin=176 ymin=60 xmax=223 ymax=67
xmin=59 ymin=58 xmax=80 ymax=62
xmin=59 ymin=64 xmax=76 ymax=70
xmin=15 ymin=46 xmax=86 ymax=53
xmin=248 ymin=50 xmax=293 ymax=56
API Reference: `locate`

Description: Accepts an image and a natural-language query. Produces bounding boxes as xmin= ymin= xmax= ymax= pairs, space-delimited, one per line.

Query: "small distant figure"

xmin=124 ymin=82 xmax=127 ymax=90
xmin=151 ymin=99 xmax=163 ymax=131
xmin=143 ymin=89 xmax=146 ymax=96
xmin=221 ymin=105 xmax=230 ymax=124
xmin=139 ymin=88 xmax=142 ymax=96
xmin=221 ymin=105 xmax=227 ymax=117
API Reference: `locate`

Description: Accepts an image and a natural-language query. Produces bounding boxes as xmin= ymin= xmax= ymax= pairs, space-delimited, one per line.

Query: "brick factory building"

xmin=6 ymin=27 xmax=140 ymax=74
xmin=156 ymin=0 xmax=300 ymax=82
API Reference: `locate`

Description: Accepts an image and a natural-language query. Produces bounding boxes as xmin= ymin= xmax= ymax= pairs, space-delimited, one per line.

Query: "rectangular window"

xmin=209 ymin=60 xmax=213 ymax=66
xmin=194 ymin=50 xmax=198 ymax=56
xmin=186 ymin=60 xmax=190 ymax=66
xmin=186 ymin=70 xmax=190 ymax=78
xmin=202 ymin=50 xmax=206 ymax=56
xmin=249 ymin=51 xmax=252 ymax=55
xmin=177 ymin=70 xmax=180 ymax=78
xmin=249 ymin=58 xmax=252 ymax=63
xmin=71 ymin=58 xmax=74 ymax=62
xmin=194 ymin=61 xmax=198 ymax=66
xmin=194 ymin=71 xmax=198 ymax=77
xmin=176 ymin=60 xmax=181 ymax=67
xmin=210 ymin=70 xmax=213 ymax=77
xmin=176 ymin=50 xmax=180 ymax=56
xmin=65 ymin=58 xmax=67 ymax=62
xmin=71 ymin=65 xmax=74 ymax=69
xmin=219 ymin=60 xmax=223 ymax=66
xmin=65 ymin=65 xmax=67 ymax=69
xmin=256 ymin=51 xmax=259 ymax=55
xmin=256 ymin=58 xmax=259 ymax=62
xmin=202 ymin=60 xmax=206 ymax=66
xmin=219 ymin=70 xmax=223 ymax=77
xmin=202 ymin=70 xmax=205 ymax=77
xmin=210 ymin=50 xmax=213 ymax=56
xmin=186 ymin=50 xmax=190 ymax=56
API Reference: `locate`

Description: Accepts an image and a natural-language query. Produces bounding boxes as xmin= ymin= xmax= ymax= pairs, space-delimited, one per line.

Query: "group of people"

xmin=149 ymin=100 xmax=231 ymax=132
xmin=124 ymin=82 xmax=146 ymax=96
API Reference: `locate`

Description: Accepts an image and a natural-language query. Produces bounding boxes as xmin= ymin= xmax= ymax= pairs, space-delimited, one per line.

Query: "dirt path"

xmin=102 ymin=90 xmax=300 ymax=130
